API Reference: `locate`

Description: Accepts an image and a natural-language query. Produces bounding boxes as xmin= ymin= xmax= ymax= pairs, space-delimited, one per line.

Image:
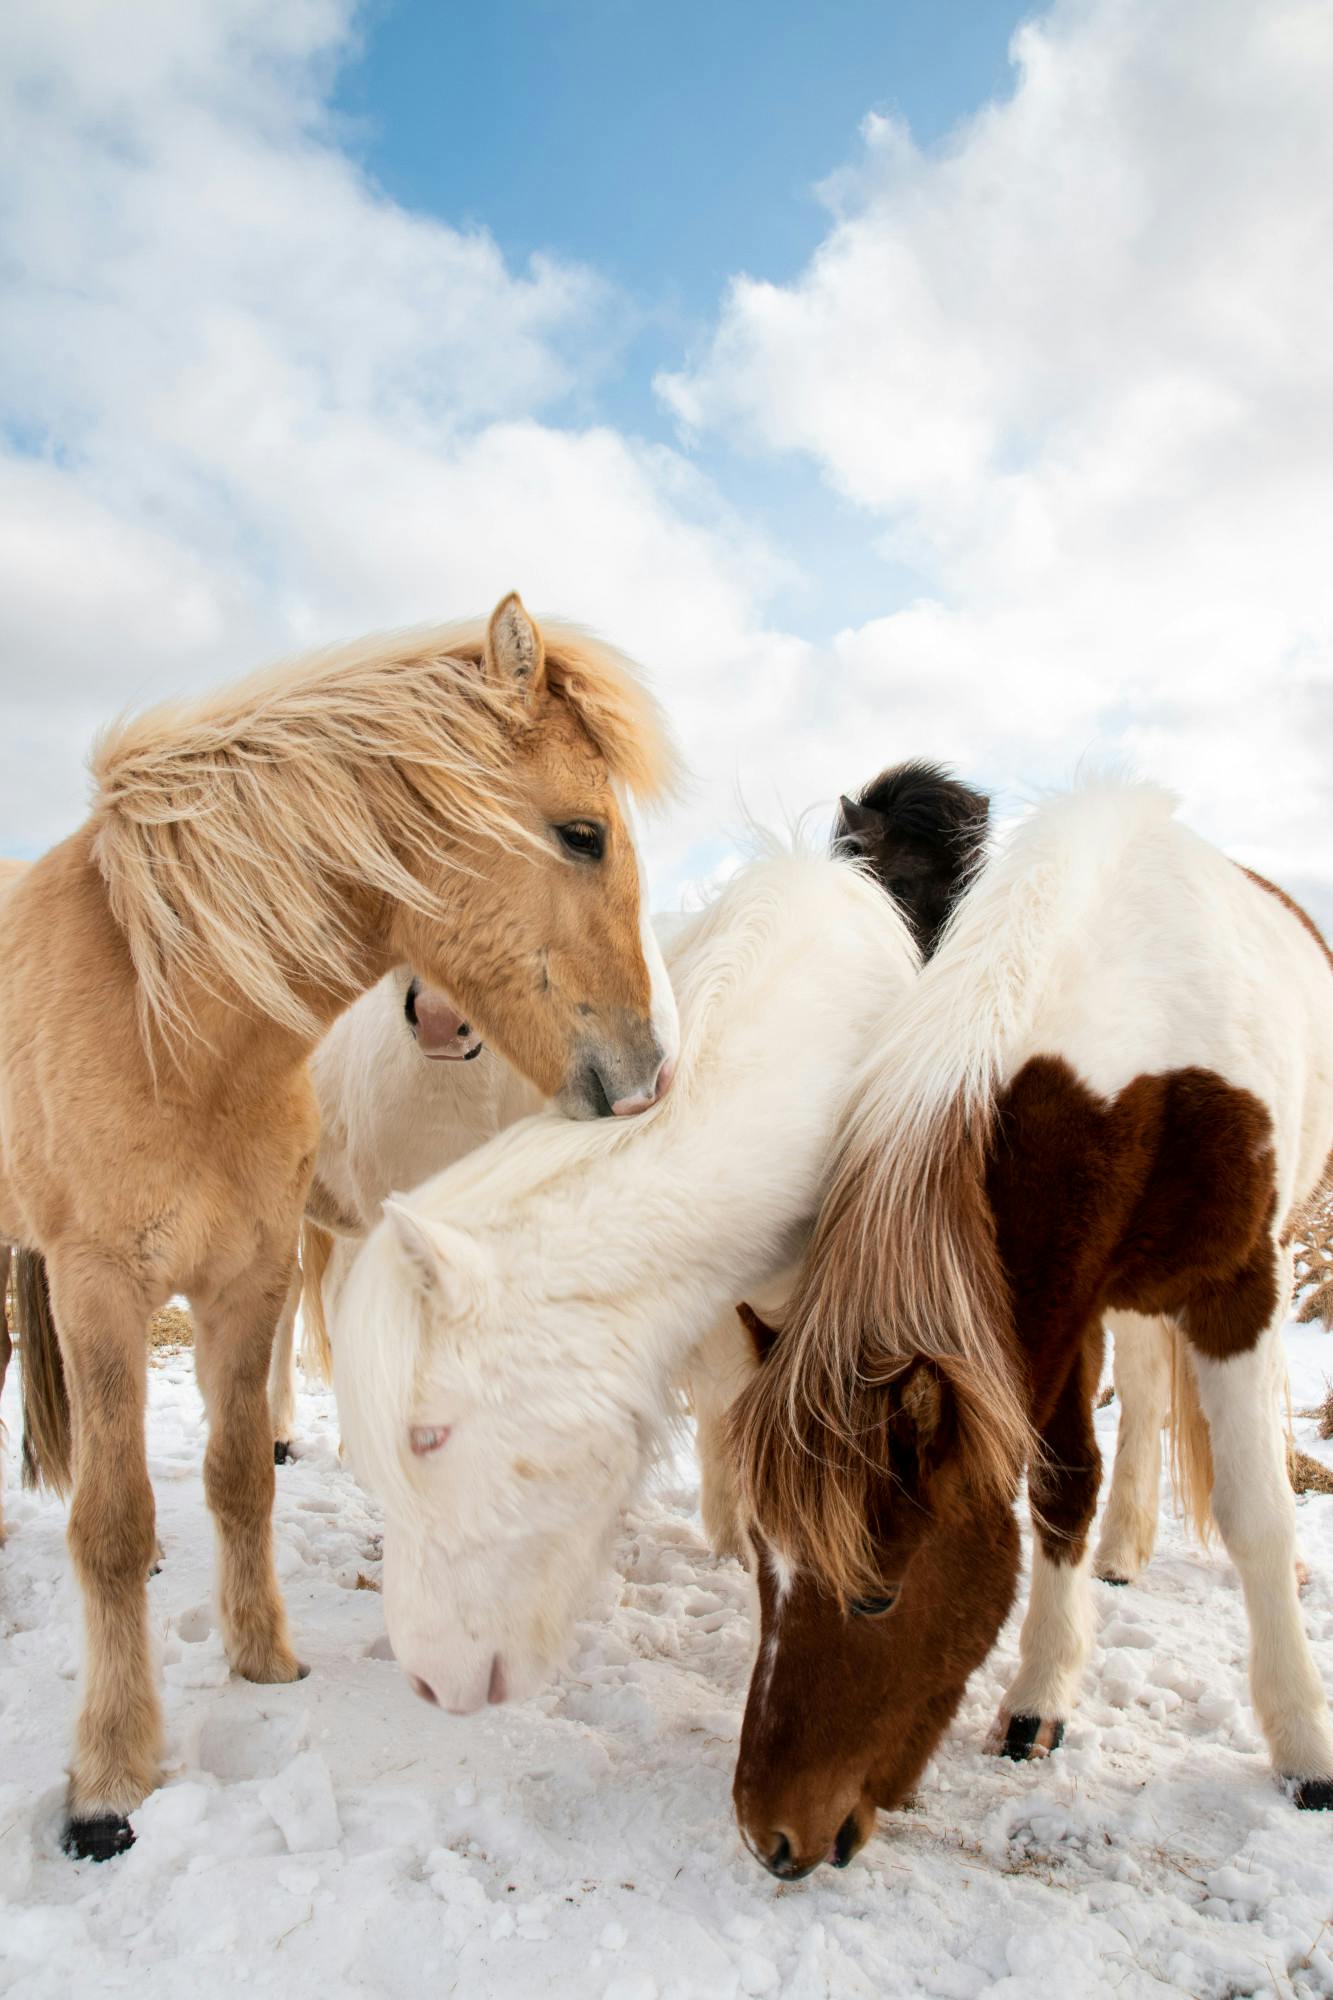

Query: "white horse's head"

xmin=332 ymin=849 xmax=921 ymax=1715
xmin=334 ymin=1171 xmax=652 ymax=1712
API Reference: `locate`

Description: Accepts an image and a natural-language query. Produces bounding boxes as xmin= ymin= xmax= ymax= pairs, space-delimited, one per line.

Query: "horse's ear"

xmin=893 ymin=1359 xmax=956 ymax=1470
xmin=737 ymin=1301 xmax=781 ymax=1363
xmin=383 ymin=1197 xmax=486 ymax=1318
xmin=483 ymin=592 xmax=547 ymax=707
xmin=835 ymin=795 xmax=879 ymax=844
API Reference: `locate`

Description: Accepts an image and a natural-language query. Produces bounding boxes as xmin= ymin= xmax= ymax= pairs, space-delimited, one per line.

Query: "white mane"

xmin=332 ymin=845 xmax=919 ymax=1712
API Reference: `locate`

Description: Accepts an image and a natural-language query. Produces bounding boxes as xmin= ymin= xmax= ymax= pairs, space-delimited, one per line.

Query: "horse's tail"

xmin=15 ymin=1248 xmax=73 ymax=1495
xmin=1166 ymin=1324 xmax=1215 ymax=1543
xmin=299 ymin=1221 xmax=335 ymax=1383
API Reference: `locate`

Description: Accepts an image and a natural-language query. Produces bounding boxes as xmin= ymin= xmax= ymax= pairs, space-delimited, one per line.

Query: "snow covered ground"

xmin=2 ymin=1323 xmax=1332 ymax=2000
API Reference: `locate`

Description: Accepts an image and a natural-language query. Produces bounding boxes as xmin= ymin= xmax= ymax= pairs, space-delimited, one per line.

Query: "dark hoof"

xmin=1291 ymin=1776 xmax=1333 ymax=1810
xmin=274 ymin=1441 xmax=291 ymax=1465
xmin=63 ymin=1814 xmax=134 ymax=1861
xmin=1002 ymin=1714 xmax=1065 ymax=1761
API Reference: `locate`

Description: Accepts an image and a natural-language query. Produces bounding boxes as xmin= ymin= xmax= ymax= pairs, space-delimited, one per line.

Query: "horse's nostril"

xmin=487 ymin=1654 xmax=507 ymax=1706
xmin=409 ymin=1674 xmax=438 ymax=1707
xmin=765 ymin=1833 xmax=792 ymax=1876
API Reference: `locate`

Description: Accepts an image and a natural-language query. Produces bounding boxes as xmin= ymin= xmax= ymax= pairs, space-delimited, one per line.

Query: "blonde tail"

xmin=1167 ymin=1324 xmax=1215 ymax=1544
xmin=299 ymin=1221 xmax=335 ymax=1384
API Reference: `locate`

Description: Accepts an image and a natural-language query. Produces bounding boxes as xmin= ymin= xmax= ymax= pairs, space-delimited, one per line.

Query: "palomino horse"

xmin=730 ymin=781 xmax=1333 ymax=1878
xmin=265 ymin=969 xmax=540 ymax=1456
xmin=4 ymin=594 xmax=678 ymax=1860
xmin=329 ymin=848 xmax=918 ymax=1714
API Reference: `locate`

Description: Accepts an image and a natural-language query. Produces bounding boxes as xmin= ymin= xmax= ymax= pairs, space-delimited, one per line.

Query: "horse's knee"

xmin=204 ymin=1436 xmax=275 ymax=1530
xmin=68 ymin=1472 xmax=156 ymax=1588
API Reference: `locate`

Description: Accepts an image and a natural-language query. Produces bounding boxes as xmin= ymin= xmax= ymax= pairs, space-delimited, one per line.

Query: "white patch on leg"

xmin=998 ymin=1538 xmax=1095 ymax=1732
xmin=1188 ymin=1326 xmax=1333 ymax=1782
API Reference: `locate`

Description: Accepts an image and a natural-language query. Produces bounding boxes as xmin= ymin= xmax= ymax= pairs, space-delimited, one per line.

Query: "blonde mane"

xmin=89 ymin=616 xmax=678 ymax=1050
xmin=735 ymin=780 xmax=1178 ymax=1598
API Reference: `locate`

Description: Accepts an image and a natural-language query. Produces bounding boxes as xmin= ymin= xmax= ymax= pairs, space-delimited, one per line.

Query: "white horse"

xmin=330 ymin=848 xmax=918 ymax=1713
xmin=265 ymin=971 xmax=540 ymax=1454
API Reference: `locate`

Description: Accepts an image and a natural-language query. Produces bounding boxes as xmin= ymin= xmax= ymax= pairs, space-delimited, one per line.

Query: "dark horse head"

xmin=832 ymin=762 xmax=989 ymax=960
xmin=729 ymin=1304 xmax=1020 ymax=1881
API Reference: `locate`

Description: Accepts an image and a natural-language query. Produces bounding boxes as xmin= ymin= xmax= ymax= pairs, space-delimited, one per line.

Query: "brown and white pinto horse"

xmin=3 ymin=593 xmax=677 ymax=1861
xmin=731 ymin=781 xmax=1333 ymax=1878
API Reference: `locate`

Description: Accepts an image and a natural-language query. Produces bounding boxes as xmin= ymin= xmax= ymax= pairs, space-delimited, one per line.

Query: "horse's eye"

xmin=555 ymin=821 xmax=605 ymax=862
xmin=848 ymin=1591 xmax=899 ymax=1618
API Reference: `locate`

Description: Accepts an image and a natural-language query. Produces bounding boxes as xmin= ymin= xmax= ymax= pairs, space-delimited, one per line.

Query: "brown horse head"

xmin=389 ymin=593 xmax=680 ymax=1119
xmin=832 ymin=762 xmax=988 ymax=960
xmin=730 ymin=1304 xmax=1020 ymax=1879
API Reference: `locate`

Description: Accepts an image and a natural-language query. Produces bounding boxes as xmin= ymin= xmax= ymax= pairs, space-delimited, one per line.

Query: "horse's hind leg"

xmin=685 ymin=1307 xmax=758 ymax=1562
xmin=1184 ymin=1281 xmax=1333 ymax=1807
xmin=267 ymin=1263 xmax=300 ymax=1464
xmin=991 ymin=1322 xmax=1104 ymax=1761
xmin=193 ymin=1246 xmax=303 ymax=1684
xmin=1094 ymin=1310 xmax=1170 ymax=1584
xmin=45 ymin=1251 xmax=161 ymax=1858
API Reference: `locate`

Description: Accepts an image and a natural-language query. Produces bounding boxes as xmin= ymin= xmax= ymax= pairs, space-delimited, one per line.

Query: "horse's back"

xmin=1015 ymin=810 xmax=1333 ymax=1212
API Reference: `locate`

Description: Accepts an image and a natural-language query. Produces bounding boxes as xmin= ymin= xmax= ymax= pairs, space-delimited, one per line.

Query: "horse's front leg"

xmin=193 ymin=1243 xmax=304 ymax=1684
xmin=990 ymin=1322 xmax=1104 ymax=1761
xmin=1094 ymin=1310 xmax=1170 ymax=1584
xmin=44 ymin=1249 xmax=161 ymax=1858
xmin=1185 ymin=1278 xmax=1333 ymax=1807
xmin=267 ymin=1262 xmax=301 ymax=1464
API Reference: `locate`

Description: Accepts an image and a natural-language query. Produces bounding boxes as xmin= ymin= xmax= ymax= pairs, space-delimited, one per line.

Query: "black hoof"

xmin=1002 ymin=1714 xmax=1064 ymax=1761
xmin=274 ymin=1441 xmax=291 ymax=1465
xmin=1291 ymin=1776 xmax=1333 ymax=1810
xmin=63 ymin=1814 xmax=134 ymax=1861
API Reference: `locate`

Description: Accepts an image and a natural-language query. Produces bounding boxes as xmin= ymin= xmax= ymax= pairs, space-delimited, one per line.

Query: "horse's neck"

xmin=502 ymin=1034 xmax=832 ymax=1377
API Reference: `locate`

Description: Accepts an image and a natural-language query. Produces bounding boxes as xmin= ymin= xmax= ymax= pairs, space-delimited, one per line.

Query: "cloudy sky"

xmin=3 ymin=0 xmax=1331 ymax=918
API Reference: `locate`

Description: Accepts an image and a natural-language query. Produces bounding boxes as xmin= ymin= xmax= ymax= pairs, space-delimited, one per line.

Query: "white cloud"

xmin=662 ymin=0 xmax=1333 ymax=905
xmin=0 ymin=0 xmax=791 ymax=882
xmin=3 ymin=0 xmax=1331 ymax=927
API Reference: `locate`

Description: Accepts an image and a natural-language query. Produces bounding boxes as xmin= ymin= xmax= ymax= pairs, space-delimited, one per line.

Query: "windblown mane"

xmin=89 ymin=616 xmax=677 ymax=1048
xmin=734 ymin=780 xmax=1179 ymax=1599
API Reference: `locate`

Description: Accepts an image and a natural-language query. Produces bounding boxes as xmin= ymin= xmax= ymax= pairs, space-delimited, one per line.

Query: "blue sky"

xmin=333 ymin=0 xmax=1026 ymax=637
xmin=1 ymin=0 xmax=1331 ymax=917
xmin=336 ymin=1 xmax=1021 ymax=325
